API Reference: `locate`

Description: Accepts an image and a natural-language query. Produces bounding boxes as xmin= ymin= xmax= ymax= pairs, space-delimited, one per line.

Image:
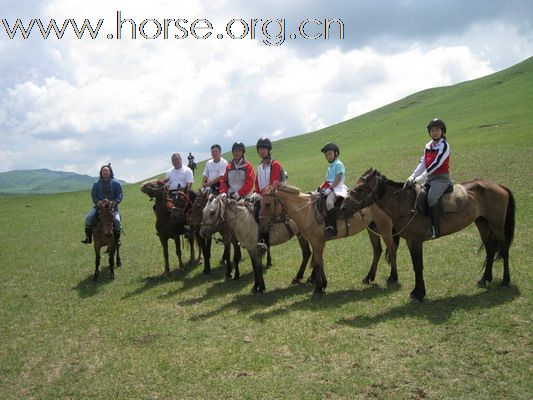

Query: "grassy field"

xmin=1 ymin=58 xmax=532 ymax=399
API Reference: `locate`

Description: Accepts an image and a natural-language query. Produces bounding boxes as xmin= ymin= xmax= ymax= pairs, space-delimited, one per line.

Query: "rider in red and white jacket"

xmin=219 ymin=142 xmax=255 ymax=200
xmin=405 ymin=118 xmax=452 ymax=239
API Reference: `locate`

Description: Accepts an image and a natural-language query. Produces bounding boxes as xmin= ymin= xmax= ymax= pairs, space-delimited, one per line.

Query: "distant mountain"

xmin=0 ymin=169 xmax=126 ymax=195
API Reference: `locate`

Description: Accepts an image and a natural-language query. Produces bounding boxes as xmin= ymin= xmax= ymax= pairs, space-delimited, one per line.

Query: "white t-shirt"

xmin=202 ymin=158 xmax=228 ymax=182
xmin=166 ymin=166 xmax=194 ymax=190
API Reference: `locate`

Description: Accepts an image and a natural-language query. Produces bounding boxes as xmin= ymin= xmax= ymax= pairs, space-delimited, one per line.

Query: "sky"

xmin=1 ymin=0 xmax=532 ymax=182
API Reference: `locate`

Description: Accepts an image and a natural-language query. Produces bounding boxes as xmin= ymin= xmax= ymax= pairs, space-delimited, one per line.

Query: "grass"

xmin=1 ymin=57 xmax=532 ymax=399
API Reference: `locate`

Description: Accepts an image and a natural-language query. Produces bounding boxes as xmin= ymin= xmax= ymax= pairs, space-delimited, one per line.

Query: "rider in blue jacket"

xmin=81 ymin=164 xmax=123 ymax=244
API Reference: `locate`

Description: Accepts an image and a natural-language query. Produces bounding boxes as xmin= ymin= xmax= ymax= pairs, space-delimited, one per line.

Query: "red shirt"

xmin=254 ymin=159 xmax=283 ymax=194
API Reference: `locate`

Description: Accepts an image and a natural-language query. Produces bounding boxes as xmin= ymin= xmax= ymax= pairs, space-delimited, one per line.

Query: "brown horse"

xmin=140 ymin=180 xmax=195 ymax=275
xmin=341 ymin=168 xmax=516 ymax=301
xmin=187 ymin=190 xmax=242 ymax=277
xmin=200 ymin=194 xmax=313 ymax=292
xmin=260 ymin=184 xmax=399 ymax=294
xmin=92 ymin=199 xmax=121 ymax=281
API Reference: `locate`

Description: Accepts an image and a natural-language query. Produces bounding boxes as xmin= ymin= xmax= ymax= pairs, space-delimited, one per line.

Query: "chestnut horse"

xmin=140 ymin=180 xmax=195 ymax=275
xmin=92 ymin=199 xmax=121 ymax=281
xmin=200 ymin=194 xmax=312 ymax=292
xmin=260 ymin=184 xmax=399 ymax=295
xmin=187 ymin=190 xmax=242 ymax=277
xmin=341 ymin=169 xmax=515 ymax=301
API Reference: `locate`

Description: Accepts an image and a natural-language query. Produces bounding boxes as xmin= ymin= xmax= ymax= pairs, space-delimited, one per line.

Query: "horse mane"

xmin=365 ymin=168 xmax=404 ymax=189
xmin=276 ymin=184 xmax=302 ymax=194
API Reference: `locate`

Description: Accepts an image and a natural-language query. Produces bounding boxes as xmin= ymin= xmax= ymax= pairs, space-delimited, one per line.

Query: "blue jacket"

xmin=91 ymin=179 xmax=123 ymax=209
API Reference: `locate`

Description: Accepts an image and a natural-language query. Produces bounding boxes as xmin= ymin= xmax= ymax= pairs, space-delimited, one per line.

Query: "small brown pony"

xmin=187 ymin=190 xmax=242 ymax=277
xmin=140 ymin=180 xmax=196 ymax=275
xmin=260 ymin=184 xmax=399 ymax=295
xmin=92 ymin=199 xmax=121 ymax=281
xmin=341 ymin=168 xmax=516 ymax=301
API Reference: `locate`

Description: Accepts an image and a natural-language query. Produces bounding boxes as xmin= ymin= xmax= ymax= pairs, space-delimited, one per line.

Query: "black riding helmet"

xmin=231 ymin=141 xmax=246 ymax=153
xmin=321 ymin=142 xmax=340 ymax=157
xmin=256 ymin=137 xmax=272 ymax=151
xmin=427 ymin=118 xmax=446 ymax=134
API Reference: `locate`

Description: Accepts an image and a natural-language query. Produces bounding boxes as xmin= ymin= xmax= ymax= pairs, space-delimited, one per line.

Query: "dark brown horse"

xmin=140 ymin=180 xmax=195 ymax=275
xmin=92 ymin=199 xmax=121 ymax=281
xmin=187 ymin=190 xmax=242 ymax=277
xmin=341 ymin=169 xmax=516 ymax=301
xmin=260 ymin=184 xmax=399 ymax=294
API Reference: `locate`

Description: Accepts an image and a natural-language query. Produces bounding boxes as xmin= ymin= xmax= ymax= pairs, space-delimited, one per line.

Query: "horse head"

xmin=200 ymin=193 xmax=226 ymax=239
xmin=97 ymin=199 xmax=115 ymax=236
xmin=341 ymin=168 xmax=382 ymax=213
xmin=188 ymin=190 xmax=209 ymax=231
xmin=140 ymin=179 xmax=166 ymax=199
xmin=259 ymin=186 xmax=286 ymax=234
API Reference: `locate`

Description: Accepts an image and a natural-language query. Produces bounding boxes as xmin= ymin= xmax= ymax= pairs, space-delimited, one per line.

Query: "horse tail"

xmin=496 ymin=185 xmax=515 ymax=260
xmin=384 ymin=228 xmax=400 ymax=265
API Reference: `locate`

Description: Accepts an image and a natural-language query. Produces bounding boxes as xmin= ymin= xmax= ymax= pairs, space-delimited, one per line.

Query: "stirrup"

xmin=81 ymin=237 xmax=91 ymax=244
xmin=325 ymin=226 xmax=337 ymax=237
xmin=256 ymin=240 xmax=268 ymax=252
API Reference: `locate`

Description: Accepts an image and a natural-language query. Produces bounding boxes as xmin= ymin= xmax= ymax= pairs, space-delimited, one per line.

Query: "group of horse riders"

xmin=81 ymin=117 xmax=451 ymax=246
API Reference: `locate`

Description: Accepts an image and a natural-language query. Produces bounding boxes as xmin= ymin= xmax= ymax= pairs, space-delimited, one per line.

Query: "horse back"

xmin=462 ymin=178 xmax=512 ymax=221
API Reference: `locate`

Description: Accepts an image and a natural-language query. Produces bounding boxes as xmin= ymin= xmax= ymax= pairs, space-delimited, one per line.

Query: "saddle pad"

xmin=441 ymin=184 xmax=468 ymax=213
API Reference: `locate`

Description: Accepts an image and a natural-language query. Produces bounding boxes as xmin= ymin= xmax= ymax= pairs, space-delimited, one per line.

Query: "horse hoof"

xmin=93 ymin=276 xmax=98 ymax=282
xmin=291 ymin=278 xmax=301 ymax=285
xmin=116 ymin=261 xmax=122 ymax=268
xmin=409 ymin=290 xmax=425 ymax=302
xmin=477 ymin=279 xmax=488 ymax=288
xmin=500 ymin=280 xmax=510 ymax=287
xmin=203 ymin=269 xmax=211 ymax=275
xmin=362 ymin=277 xmax=371 ymax=284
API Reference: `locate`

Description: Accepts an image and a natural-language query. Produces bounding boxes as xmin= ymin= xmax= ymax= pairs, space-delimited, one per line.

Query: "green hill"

xmin=0 ymin=169 xmax=126 ymax=195
xmin=1 ymin=57 xmax=531 ymax=399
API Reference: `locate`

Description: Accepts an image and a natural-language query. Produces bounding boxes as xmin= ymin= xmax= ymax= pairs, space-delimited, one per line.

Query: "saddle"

xmin=314 ymin=192 xmax=355 ymax=224
xmin=415 ymin=183 xmax=468 ymax=216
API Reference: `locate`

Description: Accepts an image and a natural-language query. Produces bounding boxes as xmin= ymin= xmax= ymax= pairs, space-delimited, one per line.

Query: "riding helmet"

xmin=321 ymin=142 xmax=340 ymax=156
xmin=256 ymin=137 xmax=272 ymax=151
xmin=426 ymin=118 xmax=447 ymax=134
xmin=232 ymin=141 xmax=246 ymax=153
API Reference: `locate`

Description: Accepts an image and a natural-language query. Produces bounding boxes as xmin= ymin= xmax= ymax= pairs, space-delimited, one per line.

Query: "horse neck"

xmin=375 ymin=179 xmax=414 ymax=222
xmin=225 ymin=203 xmax=257 ymax=248
xmin=275 ymin=191 xmax=312 ymax=226
xmin=154 ymin=197 xmax=170 ymax=218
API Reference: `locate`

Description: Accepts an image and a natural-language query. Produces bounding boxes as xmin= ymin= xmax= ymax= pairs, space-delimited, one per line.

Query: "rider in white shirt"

xmin=165 ymin=153 xmax=194 ymax=192
xmin=201 ymin=144 xmax=228 ymax=194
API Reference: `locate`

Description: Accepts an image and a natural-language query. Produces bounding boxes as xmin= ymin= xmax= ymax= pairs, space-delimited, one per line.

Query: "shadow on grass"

xmin=73 ymin=265 xmax=115 ymax=298
xmin=120 ymin=259 xmax=201 ymax=300
xmin=338 ymin=284 xmax=521 ymax=328
xmin=160 ymin=262 xmax=257 ymax=301
xmin=189 ymin=281 xmax=402 ymax=322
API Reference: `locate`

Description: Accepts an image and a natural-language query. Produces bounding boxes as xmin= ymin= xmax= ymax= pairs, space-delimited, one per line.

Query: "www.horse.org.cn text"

xmin=1 ymin=11 xmax=345 ymax=46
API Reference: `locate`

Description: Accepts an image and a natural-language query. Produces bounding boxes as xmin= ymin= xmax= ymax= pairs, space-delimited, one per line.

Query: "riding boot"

xmin=114 ymin=230 xmax=121 ymax=247
xmin=81 ymin=226 xmax=92 ymax=244
xmin=325 ymin=209 xmax=337 ymax=237
xmin=429 ymin=205 xmax=440 ymax=239
xmin=257 ymin=230 xmax=270 ymax=252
